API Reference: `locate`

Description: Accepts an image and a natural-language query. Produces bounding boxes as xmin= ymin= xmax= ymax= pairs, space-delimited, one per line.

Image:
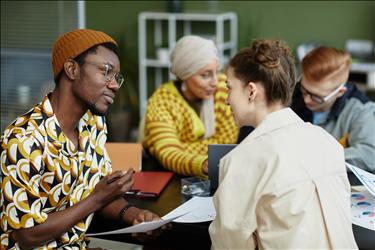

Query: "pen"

xmin=107 ymin=176 xmax=121 ymax=184
xmin=136 ymin=192 xmax=157 ymax=198
xmin=125 ymin=189 xmax=140 ymax=195
xmin=106 ymin=170 xmax=135 ymax=184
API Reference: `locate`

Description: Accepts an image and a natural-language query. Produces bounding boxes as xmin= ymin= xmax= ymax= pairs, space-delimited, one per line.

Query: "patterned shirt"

xmin=0 ymin=94 xmax=111 ymax=249
xmin=144 ymin=75 xmax=239 ymax=178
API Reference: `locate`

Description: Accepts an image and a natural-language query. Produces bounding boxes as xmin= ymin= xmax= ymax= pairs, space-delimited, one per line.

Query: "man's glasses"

xmin=84 ymin=61 xmax=124 ymax=88
xmin=300 ymin=82 xmax=345 ymax=104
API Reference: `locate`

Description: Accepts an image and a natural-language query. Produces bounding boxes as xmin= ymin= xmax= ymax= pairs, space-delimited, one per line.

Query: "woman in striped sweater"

xmin=143 ymin=35 xmax=238 ymax=178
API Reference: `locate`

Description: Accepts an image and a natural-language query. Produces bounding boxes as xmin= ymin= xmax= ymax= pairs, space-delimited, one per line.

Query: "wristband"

xmin=119 ymin=203 xmax=134 ymax=225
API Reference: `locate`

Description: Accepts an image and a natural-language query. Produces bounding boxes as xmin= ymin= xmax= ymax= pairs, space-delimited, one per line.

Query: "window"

xmin=1 ymin=1 xmax=83 ymax=132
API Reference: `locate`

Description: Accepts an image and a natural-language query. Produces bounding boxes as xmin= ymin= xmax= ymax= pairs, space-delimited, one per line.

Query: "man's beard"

xmin=87 ymin=101 xmax=108 ymax=116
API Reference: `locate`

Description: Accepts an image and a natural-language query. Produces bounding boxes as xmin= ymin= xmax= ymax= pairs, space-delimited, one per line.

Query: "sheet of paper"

xmin=351 ymin=191 xmax=375 ymax=231
xmin=162 ymin=196 xmax=216 ymax=223
xmin=87 ymin=213 xmax=186 ymax=236
xmin=346 ymin=162 xmax=375 ymax=196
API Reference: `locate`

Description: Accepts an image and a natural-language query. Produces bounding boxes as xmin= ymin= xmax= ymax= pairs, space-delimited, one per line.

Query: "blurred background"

xmin=1 ymin=0 xmax=374 ymax=141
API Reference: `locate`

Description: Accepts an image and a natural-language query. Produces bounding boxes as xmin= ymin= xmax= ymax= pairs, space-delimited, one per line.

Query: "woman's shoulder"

xmin=218 ymin=73 xmax=227 ymax=82
xmin=215 ymin=73 xmax=229 ymax=98
xmin=147 ymin=81 xmax=184 ymax=108
xmin=150 ymin=81 xmax=179 ymax=98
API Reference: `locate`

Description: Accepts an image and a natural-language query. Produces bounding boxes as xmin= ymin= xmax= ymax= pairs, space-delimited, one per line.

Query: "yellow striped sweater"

xmin=144 ymin=75 xmax=239 ymax=178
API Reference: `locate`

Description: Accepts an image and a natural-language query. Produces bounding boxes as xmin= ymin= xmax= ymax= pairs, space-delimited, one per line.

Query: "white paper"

xmin=87 ymin=213 xmax=186 ymax=236
xmin=346 ymin=162 xmax=375 ymax=196
xmin=351 ymin=191 xmax=375 ymax=231
xmin=162 ymin=196 xmax=216 ymax=223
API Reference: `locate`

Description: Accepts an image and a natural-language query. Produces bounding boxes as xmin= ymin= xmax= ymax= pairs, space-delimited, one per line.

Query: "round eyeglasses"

xmin=84 ymin=61 xmax=125 ymax=88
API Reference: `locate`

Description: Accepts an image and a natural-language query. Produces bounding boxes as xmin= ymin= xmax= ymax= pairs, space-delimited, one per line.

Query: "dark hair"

xmin=54 ymin=42 xmax=120 ymax=84
xmin=229 ymin=39 xmax=296 ymax=106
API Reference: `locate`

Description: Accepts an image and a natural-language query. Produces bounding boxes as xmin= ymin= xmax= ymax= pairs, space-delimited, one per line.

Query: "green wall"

xmin=86 ymin=0 xmax=375 ymax=137
xmin=184 ymin=1 xmax=375 ymax=49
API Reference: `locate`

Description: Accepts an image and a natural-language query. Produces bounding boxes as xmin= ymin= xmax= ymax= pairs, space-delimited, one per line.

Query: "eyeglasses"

xmin=300 ymin=82 xmax=345 ymax=104
xmin=84 ymin=61 xmax=124 ymax=88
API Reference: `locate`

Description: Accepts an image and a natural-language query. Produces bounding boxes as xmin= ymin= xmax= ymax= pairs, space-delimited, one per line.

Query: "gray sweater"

xmin=292 ymin=82 xmax=375 ymax=173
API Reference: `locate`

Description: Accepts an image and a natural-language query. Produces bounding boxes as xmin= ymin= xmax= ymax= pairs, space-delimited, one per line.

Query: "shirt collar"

xmin=327 ymin=82 xmax=350 ymax=120
xmin=40 ymin=93 xmax=95 ymax=150
xmin=241 ymin=108 xmax=303 ymax=143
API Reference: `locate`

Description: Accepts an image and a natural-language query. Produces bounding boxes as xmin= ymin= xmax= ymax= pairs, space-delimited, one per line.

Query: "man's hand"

xmin=130 ymin=209 xmax=171 ymax=241
xmin=202 ymin=160 xmax=208 ymax=174
xmin=90 ymin=170 xmax=134 ymax=210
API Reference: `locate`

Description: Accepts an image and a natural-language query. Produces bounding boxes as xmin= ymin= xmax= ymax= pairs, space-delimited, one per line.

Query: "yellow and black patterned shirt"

xmin=0 ymin=94 xmax=111 ymax=249
xmin=144 ymin=75 xmax=239 ymax=178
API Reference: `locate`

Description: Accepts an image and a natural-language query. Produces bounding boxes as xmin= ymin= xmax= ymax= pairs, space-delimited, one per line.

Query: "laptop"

xmin=208 ymin=144 xmax=237 ymax=192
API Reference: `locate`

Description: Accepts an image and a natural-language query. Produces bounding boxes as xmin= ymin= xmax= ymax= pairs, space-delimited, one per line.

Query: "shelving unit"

xmin=138 ymin=12 xmax=238 ymax=117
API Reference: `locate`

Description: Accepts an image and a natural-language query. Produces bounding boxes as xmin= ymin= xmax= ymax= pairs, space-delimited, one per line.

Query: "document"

xmin=162 ymin=196 xmax=216 ymax=223
xmin=86 ymin=213 xmax=186 ymax=236
xmin=351 ymin=191 xmax=375 ymax=231
xmin=346 ymin=163 xmax=375 ymax=196
xmin=87 ymin=197 xmax=216 ymax=236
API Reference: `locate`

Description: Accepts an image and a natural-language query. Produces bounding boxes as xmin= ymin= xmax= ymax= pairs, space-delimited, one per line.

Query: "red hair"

xmin=302 ymin=47 xmax=351 ymax=84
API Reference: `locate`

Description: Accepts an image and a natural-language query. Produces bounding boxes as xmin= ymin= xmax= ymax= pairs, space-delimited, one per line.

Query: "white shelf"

xmin=143 ymin=59 xmax=170 ymax=68
xmin=138 ymin=12 xmax=238 ymax=117
xmin=350 ymin=62 xmax=375 ymax=89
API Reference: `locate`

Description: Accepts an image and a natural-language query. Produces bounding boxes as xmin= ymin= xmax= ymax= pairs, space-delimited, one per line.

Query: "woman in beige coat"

xmin=209 ymin=39 xmax=357 ymax=249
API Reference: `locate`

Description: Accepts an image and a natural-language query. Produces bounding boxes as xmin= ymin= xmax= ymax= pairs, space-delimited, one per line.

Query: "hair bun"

xmin=253 ymin=40 xmax=281 ymax=68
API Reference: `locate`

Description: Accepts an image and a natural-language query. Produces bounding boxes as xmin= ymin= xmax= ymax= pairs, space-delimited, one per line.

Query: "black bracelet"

xmin=119 ymin=203 xmax=134 ymax=225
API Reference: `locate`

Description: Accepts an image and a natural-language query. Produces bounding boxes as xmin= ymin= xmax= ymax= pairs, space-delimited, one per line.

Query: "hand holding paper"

xmin=87 ymin=212 xmax=187 ymax=236
xmin=162 ymin=196 xmax=216 ymax=223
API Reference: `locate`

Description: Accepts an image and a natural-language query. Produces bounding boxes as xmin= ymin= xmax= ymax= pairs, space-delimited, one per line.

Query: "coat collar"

xmin=241 ymin=108 xmax=303 ymax=144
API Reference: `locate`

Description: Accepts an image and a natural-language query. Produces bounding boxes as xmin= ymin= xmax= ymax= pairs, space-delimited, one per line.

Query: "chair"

xmin=105 ymin=142 xmax=143 ymax=172
xmin=137 ymin=116 xmax=146 ymax=143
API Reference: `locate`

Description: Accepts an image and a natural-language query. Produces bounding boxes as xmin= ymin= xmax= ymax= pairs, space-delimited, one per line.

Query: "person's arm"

xmin=344 ymin=102 xmax=375 ymax=173
xmin=145 ymin=111 xmax=207 ymax=177
xmin=209 ymin=145 xmax=262 ymax=249
xmin=12 ymin=170 xmax=133 ymax=249
xmin=98 ymin=195 xmax=156 ymax=225
xmin=98 ymin=196 xmax=167 ymax=240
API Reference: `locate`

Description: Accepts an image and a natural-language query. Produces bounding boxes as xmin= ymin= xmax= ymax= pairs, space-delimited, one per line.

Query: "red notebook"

xmin=127 ymin=171 xmax=174 ymax=198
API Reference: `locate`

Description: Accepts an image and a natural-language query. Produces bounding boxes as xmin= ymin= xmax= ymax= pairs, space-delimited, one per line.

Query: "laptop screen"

xmin=208 ymin=144 xmax=237 ymax=192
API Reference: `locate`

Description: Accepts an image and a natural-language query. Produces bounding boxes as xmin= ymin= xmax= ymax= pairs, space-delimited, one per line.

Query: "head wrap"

xmin=171 ymin=35 xmax=219 ymax=138
xmin=170 ymin=35 xmax=219 ymax=80
xmin=52 ymin=28 xmax=117 ymax=78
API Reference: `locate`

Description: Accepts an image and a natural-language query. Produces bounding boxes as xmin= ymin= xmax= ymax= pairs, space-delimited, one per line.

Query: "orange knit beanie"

xmin=52 ymin=29 xmax=118 ymax=78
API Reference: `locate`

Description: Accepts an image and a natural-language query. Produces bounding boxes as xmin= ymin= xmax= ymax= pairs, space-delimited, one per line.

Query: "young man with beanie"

xmin=291 ymin=46 xmax=375 ymax=173
xmin=0 ymin=29 xmax=164 ymax=249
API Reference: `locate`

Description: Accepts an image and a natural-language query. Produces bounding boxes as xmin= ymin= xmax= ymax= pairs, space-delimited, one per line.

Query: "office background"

xmin=1 ymin=1 xmax=374 ymax=141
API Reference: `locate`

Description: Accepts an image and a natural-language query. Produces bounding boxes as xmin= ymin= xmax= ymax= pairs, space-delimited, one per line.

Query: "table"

xmin=88 ymin=154 xmax=374 ymax=250
xmin=348 ymin=172 xmax=375 ymax=250
xmin=88 ymin=152 xmax=212 ymax=250
xmin=88 ymin=174 xmax=211 ymax=250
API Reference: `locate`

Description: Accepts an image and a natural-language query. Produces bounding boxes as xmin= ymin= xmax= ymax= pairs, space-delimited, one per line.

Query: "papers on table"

xmin=346 ymin=163 xmax=375 ymax=196
xmin=351 ymin=191 xmax=375 ymax=231
xmin=162 ymin=196 xmax=216 ymax=223
xmin=346 ymin=163 xmax=375 ymax=231
xmin=86 ymin=213 xmax=186 ymax=236
xmin=87 ymin=197 xmax=215 ymax=236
